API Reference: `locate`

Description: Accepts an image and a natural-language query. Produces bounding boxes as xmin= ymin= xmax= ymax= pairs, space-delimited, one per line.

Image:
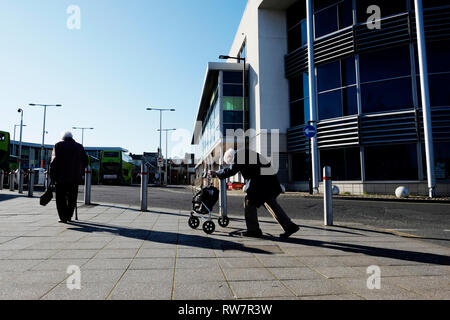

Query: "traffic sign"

xmin=304 ymin=125 xmax=317 ymax=138
xmin=157 ymin=157 xmax=164 ymax=167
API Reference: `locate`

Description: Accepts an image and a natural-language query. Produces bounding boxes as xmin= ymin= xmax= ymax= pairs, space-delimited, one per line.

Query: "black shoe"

xmin=241 ymin=229 xmax=263 ymax=238
xmin=58 ymin=220 xmax=68 ymax=224
xmin=280 ymin=224 xmax=300 ymax=239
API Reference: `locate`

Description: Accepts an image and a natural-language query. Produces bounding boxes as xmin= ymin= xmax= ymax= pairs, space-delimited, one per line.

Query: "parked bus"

xmin=88 ymin=155 xmax=100 ymax=185
xmin=0 ymin=131 xmax=10 ymax=171
xmin=100 ymin=150 xmax=134 ymax=185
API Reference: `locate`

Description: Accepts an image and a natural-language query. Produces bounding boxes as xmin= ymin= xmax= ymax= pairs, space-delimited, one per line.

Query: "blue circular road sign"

xmin=304 ymin=125 xmax=317 ymax=138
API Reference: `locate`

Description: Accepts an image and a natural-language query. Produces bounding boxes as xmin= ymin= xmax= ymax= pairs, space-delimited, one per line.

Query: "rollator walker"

xmin=188 ymin=171 xmax=230 ymax=234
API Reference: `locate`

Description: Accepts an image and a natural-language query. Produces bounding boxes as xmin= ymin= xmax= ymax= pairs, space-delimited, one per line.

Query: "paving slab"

xmin=0 ymin=194 xmax=449 ymax=300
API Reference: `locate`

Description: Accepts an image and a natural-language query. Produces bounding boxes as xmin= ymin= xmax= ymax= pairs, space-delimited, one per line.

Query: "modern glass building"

xmin=193 ymin=0 xmax=450 ymax=196
xmin=192 ymin=62 xmax=248 ymax=184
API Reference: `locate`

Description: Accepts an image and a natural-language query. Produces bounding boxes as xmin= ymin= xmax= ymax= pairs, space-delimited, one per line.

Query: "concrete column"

xmin=306 ymin=0 xmax=320 ymax=193
xmin=414 ymin=0 xmax=436 ymax=198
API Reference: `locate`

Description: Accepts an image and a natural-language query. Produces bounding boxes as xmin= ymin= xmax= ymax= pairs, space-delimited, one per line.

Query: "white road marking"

xmin=387 ymin=229 xmax=418 ymax=232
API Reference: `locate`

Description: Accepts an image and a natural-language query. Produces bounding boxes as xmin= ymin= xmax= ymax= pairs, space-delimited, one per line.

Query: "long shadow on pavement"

xmin=274 ymin=237 xmax=450 ymax=266
xmin=67 ymin=220 xmax=272 ymax=255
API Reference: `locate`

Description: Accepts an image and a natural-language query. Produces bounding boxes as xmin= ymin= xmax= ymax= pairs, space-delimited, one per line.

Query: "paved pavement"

xmin=72 ymin=185 xmax=450 ymax=247
xmin=0 ymin=190 xmax=449 ymax=300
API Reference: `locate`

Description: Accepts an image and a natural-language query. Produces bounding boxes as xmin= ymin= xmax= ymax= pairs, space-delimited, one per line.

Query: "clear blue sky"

xmin=0 ymin=0 xmax=246 ymax=158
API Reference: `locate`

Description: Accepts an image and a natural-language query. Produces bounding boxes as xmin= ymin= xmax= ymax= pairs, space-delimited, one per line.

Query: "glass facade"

xmin=286 ymin=0 xmax=450 ymax=184
xmin=201 ymin=85 xmax=220 ymax=156
xmin=196 ymin=70 xmax=249 ymax=162
xmin=317 ymin=57 xmax=357 ymax=120
xmin=222 ymin=71 xmax=248 ymax=133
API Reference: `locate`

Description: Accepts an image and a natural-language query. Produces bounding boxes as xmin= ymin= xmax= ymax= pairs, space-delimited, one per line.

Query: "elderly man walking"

xmin=50 ymin=131 xmax=88 ymax=223
xmin=210 ymin=148 xmax=299 ymax=239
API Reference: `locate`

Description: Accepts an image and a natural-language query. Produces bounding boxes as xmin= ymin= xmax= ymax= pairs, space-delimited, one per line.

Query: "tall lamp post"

xmin=17 ymin=109 xmax=25 ymax=173
xmin=219 ymin=52 xmax=247 ymax=147
xmin=158 ymin=128 xmax=176 ymax=185
xmin=13 ymin=124 xmax=26 ymax=156
xmin=72 ymin=127 xmax=94 ymax=146
xmin=29 ymin=103 xmax=62 ymax=168
xmin=146 ymin=107 xmax=175 ymax=185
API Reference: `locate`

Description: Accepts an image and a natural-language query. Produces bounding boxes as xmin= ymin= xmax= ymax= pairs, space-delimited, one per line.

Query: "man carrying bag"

xmin=49 ymin=131 xmax=88 ymax=223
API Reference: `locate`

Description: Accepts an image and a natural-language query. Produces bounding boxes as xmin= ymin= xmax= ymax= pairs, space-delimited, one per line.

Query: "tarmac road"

xmin=74 ymin=185 xmax=450 ymax=248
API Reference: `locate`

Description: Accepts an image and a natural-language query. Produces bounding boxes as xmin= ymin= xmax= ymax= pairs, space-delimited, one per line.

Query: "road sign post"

xmin=305 ymin=124 xmax=317 ymax=195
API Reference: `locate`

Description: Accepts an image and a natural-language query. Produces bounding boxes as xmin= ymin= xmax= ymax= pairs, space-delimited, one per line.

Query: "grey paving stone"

xmin=95 ymin=249 xmax=138 ymax=259
xmin=82 ymin=258 xmax=132 ymax=270
xmin=120 ymin=269 xmax=174 ymax=283
xmin=129 ymin=258 xmax=175 ymax=270
xmin=177 ymin=248 xmax=216 ymax=258
xmin=299 ymin=294 xmax=364 ymax=300
xmin=312 ymin=266 xmax=367 ymax=279
xmin=42 ymin=282 xmax=115 ymax=300
xmin=173 ymin=281 xmax=234 ymax=300
xmin=218 ymin=257 xmax=264 ymax=269
xmin=135 ymin=248 xmax=177 ymax=258
xmin=7 ymin=250 xmax=58 ymax=260
xmin=0 ymin=259 xmax=45 ymax=272
xmin=0 ymin=282 xmax=56 ymax=300
xmin=268 ymin=267 xmax=324 ymax=280
xmin=51 ymin=249 xmax=99 ymax=260
xmin=222 ymin=267 xmax=276 ymax=281
xmin=388 ymin=275 xmax=450 ymax=291
xmin=176 ymin=258 xmax=219 ymax=269
xmin=109 ymin=281 xmax=173 ymax=300
xmin=11 ymin=270 xmax=68 ymax=285
xmin=229 ymin=280 xmax=295 ymax=299
xmin=31 ymin=259 xmax=89 ymax=271
xmin=333 ymin=277 xmax=428 ymax=300
xmin=282 ymin=279 xmax=351 ymax=297
xmin=79 ymin=269 xmax=124 ymax=283
xmin=257 ymin=256 xmax=303 ymax=268
xmin=175 ymin=267 xmax=225 ymax=283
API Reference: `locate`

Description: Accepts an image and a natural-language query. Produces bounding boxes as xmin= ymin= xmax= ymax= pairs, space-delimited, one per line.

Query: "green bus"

xmin=87 ymin=155 xmax=100 ymax=185
xmin=100 ymin=150 xmax=134 ymax=185
xmin=0 ymin=131 xmax=10 ymax=172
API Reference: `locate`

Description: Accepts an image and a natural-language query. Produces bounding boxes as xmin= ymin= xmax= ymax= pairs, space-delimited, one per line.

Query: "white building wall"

xmin=227 ymin=0 xmax=290 ymax=182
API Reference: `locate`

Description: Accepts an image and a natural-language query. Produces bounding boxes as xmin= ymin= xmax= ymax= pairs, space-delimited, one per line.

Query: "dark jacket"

xmin=50 ymin=137 xmax=88 ymax=185
xmin=216 ymin=149 xmax=282 ymax=207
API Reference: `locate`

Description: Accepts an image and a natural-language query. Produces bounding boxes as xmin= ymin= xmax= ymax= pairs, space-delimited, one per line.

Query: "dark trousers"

xmin=55 ymin=183 xmax=78 ymax=221
xmin=244 ymin=196 xmax=294 ymax=232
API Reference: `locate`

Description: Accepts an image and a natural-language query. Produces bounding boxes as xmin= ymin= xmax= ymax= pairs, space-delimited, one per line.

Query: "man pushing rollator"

xmin=210 ymin=148 xmax=299 ymax=239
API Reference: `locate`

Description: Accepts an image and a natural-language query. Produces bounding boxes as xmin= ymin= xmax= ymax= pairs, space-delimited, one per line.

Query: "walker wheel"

xmin=202 ymin=221 xmax=215 ymax=234
xmin=218 ymin=216 xmax=230 ymax=228
xmin=188 ymin=216 xmax=200 ymax=229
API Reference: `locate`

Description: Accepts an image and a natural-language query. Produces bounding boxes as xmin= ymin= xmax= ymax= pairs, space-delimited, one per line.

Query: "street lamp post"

xmin=17 ymin=108 xmax=25 ymax=173
xmin=13 ymin=124 xmax=26 ymax=156
xmin=158 ymin=128 xmax=176 ymax=185
xmin=72 ymin=127 xmax=94 ymax=146
xmin=29 ymin=103 xmax=62 ymax=168
xmin=146 ymin=107 xmax=175 ymax=185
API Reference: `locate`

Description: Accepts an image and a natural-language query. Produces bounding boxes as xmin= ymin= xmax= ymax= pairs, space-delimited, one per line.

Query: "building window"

xmin=365 ymin=144 xmax=418 ymax=181
xmin=359 ymin=45 xmax=413 ymax=114
xmin=289 ymin=72 xmax=310 ymax=126
xmin=292 ymin=152 xmax=311 ymax=181
xmin=314 ymin=0 xmax=353 ymax=39
xmin=422 ymin=0 xmax=450 ymax=9
xmin=287 ymin=1 xmax=307 ymax=53
xmin=356 ymin=0 xmax=407 ymax=23
xmin=317 ymin=57 xmax=357 ymax=120
xmin=320 ymin=147 xmax=361 ymax=180
xmin=422 ymin=142 xmax=450 ymax=180
xmin=416 ymin=40 xmax=450 ymax=108
xmin=222 ymin=71 xmax=248 ymax=134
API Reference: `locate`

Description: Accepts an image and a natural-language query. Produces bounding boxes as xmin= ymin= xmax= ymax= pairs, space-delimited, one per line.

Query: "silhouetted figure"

xmin=50 ymin=131 xmax=88 ymax=223
xmin=210 ymin=148 xmax=299 ymax=239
